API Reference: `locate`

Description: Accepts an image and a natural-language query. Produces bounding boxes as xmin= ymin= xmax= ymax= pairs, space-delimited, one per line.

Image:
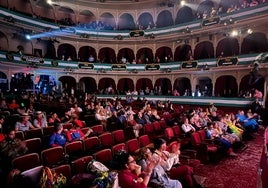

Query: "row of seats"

xmin=12 ymin=133 xmax=153 ymax=172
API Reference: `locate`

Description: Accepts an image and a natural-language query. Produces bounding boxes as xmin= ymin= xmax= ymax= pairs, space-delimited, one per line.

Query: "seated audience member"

xmin=114 ymin=151 xmax=156 ymax=188
xmin=66 ymin=124 xmax=93 ymax=142
xmin=49 ymin=123 xmax=67 ymax=147
xmin=0 ymin=99 xmax=8 ymax=110
xmin=181 ymin=117 xmax=196 ymax=137
xmin=224 ymin=114 xmax=244 ymax=140
xmin=206 ymin=122 xmax=237 ymax=157
xmin=127 ymin=114 xmax=143 ymax=138
xmin=209 ymin=102 xmax=217 ymax=114
xmin=71 ymin=114 xmax=85 ymax=128
xmin=189 ymin=114 xmax=202 ymax=131
xmin=137 ymin=147 xmax=182 ymax=188
xmin=135 ymin=111 xmax=147 ymax=126
xmin=152 ymin=138 xmax=196 ymax=188
xmin=208 ymin=111 xmax=220 ymax=122
xmin=253 ymin=89 xmax=263 ymax=100
xmin=144 ymin=108 xmax=155 ymax=124
xmin=61 ymin=108 xmax=72 ymax=124
xmin=71 ymin=103 xmax=83 ymax=116
xmin=8 ymin=99 xmax=19 ymax=111
xmin=173 ymin=89 xmax=180 ymax=96
xmin=33 ymin=111 xmax=48 ymax=128
xmin=236 ymin=110 xmax=258 ymax=132
xmin=250 ymin=97 xmax=262 ymax=115
xmin=151 ymin=109 xmax=162 ymax=121
xmin=0 ymin=129 xmax=28 ymax=167
xmin=15 ymin=113 xmax=35 ymax=132
xmin=0 ymin=115 xmax=5 ymax=134
xmin=48 ymin=112 xmax=61 ymax=126
xmin=95 ymin=107 xmax=109 ymax=129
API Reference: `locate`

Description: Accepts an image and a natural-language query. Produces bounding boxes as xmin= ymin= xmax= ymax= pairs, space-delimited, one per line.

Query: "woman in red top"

xmin=114 ymin=151 xmax=156 ymax=188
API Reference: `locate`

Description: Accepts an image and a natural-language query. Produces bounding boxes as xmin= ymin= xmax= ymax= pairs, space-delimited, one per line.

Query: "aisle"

xmin=194 ymin=129 xmax=264 ymax=188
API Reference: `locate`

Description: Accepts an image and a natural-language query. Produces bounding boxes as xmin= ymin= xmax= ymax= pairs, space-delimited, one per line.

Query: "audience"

xmin=113 ymin=150 xmax=156 ymax=188
xmin=49 ymin=123 xmax=67 ymax=147
xmin=137 ymin=147 xmax=183 ymax=188
xmin=15 ymin=113 xmax=35 ymax=132
xmin=33 ymin=111 xmax=48 ymax=128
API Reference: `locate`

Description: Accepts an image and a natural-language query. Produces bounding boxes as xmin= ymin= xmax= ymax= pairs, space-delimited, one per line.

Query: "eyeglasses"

xmin=128 ymin=159 xmax=136 ymax=164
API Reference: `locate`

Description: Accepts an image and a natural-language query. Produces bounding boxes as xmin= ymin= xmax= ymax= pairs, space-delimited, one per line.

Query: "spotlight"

xmin=25 ymin=35 xmax=31 ymax=40
xmin=180 ymin=0 xmax=186 ymax=6
xmin=230 ymin=30 xmax=238 ymax=37
xmin=247 ymin=29 xmax=253 ymax=34
xmin=47 ymin=0 xmax=52 ymax=5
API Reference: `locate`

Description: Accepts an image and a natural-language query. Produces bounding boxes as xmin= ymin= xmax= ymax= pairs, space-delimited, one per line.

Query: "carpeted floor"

xmin=194 ymin=129 xmax=264 ymax=188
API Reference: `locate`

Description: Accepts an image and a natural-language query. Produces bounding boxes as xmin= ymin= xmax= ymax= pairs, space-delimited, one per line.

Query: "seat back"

xmin=197 ymin=129 xmax=207 ymax=141
xmin=91 ymin=124 xmax=104 ymax=135
xmin=172 ymin=125 xmax=182 ymax=137
xmin=52 ymin=164 xmax=72 ymax=180
xmin=71 ymin=155 xmax=93 ymax=174
xmin=12 ymin=153 xmax=40 ymax=172
xmin=112 ymin=129 xmax=125 ymax=144
xmin=15 ymin=131 xmax=25 ymax=140
xmin=25 ymin=138 xmax=42 ymax=154
xmin=25 ymin=128 xmax=43 ymax=140
xmin=191 ymin=132 xmax=202 ymax=146
xmin=43 ymin=126 xmax=55 ymax=137
xmin=64 ymin=141 xmax=83 ymax=160
xmin=126 ymin=138 xmax=140 ymax=155
xmin=159 ymin=120 xmax=168 ymax=129
xmin=93 ymin=149 xmax=112 ymax=167
xmin=41 ymin=146 xmax=65 ymax=167
xmin=138 ymin=135 xmax=152 ymax=148
xmin=165 ymin=127 xmax=175 ymax=140
xmin=112 ymin=143 xmax=126 ymax=156
xmin=20 ymin=165 xmax=44 ymax=188
xmin=83 ymin=136 xmax=100 ymax=154
xmin=99 ymin=132 xmax=114 ymax=148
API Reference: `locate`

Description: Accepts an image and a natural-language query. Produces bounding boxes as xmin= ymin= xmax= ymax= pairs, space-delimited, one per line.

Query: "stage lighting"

xmin=25 ymin=35 xmax=31 ymax=40
xmin=180 ymin=0 xmax=186 ymax=6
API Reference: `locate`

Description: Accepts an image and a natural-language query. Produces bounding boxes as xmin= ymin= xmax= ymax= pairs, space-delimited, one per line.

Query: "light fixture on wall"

xmin=64 ymin=66 xmax=75 ymax=73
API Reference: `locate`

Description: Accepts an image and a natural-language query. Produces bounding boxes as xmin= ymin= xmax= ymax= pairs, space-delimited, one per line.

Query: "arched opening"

xmin=98 ymin=78 xmax=116 ymax=94
xmin=215 ymin=75 xmax=238 ymax=97
xmin=174 ymin=77 xmax=191 ymax=96
xmin=154 ymin=78 xmax=172 ymax=95
xmin=117 ymin=78 xmax=134 ymax=94
xmin=79 ymin=77 xmax=97 ymax=94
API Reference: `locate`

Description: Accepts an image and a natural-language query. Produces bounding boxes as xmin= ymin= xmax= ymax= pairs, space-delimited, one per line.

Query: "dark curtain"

xmin=155 ymin=47 xmax=173 ymax=63
xmin=241 ymin=32 xmax=268 ymax=54
xmin=155 ymin=78 xmax=172 ymax=95
xmin=136 ymin=48 xmax=154 ymax=64
xmin=117 ymin=48 xmax=135 ymax=63
xmin=173 ymin=78 xmax=191 ymax=96
xmin=79 ymin=77 xmax=97 ymax=93
xmin=136 ymin=78 xmax=153 ymax=91
xmin=216 ymin=38 xmax=239 ymax=57
xmin=215 ymin=76 xmax=237 ymax=97
xmin=59 ymin=76 xmax=76 ymax=94
xmin=78 ymin=46 xmax=97 ymax=62
xmin=98 ymin=78 xmax=116 ymax=93
xmin=156 ymin=10 xmax=173 ymax=28
xmin=98 ymin=47 xmax=116 ymax=64
xmin=174 ymin=45 xmax=192 ymax=61
xmin=138 ymin=12 xmax=154 ymax=29
xmin=57 ymin=43 xmax=77 ymax=60
xmin=117 ymin=78 xmax=134 ymax=93
xmin=194 ymin=41 xmax=214 ymax=59
xmin=175 ymin=6 xmax=194 ymax=24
